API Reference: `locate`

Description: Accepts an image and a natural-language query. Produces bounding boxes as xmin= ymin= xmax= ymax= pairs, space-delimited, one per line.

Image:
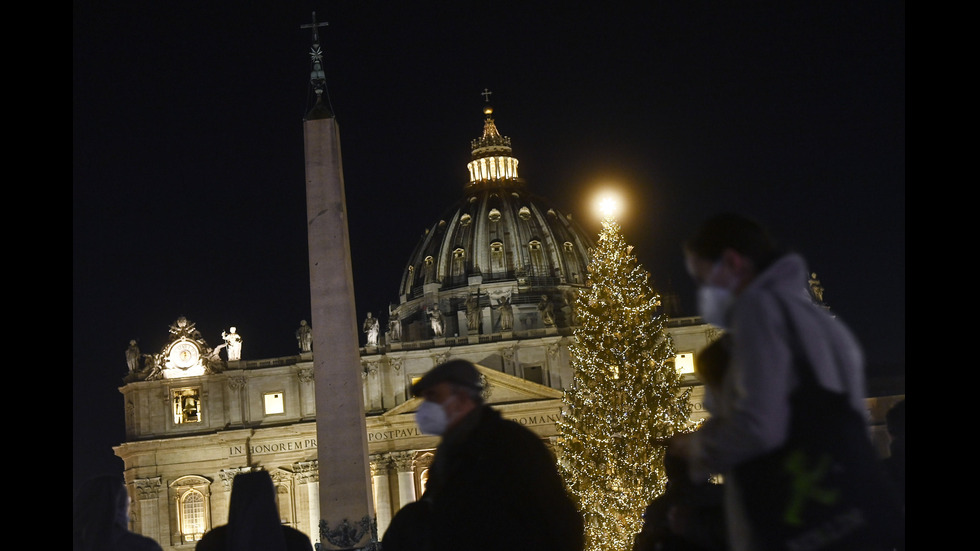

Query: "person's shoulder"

xmin=282 ymin=525 xmax=315 ymax=551
xmin=194 ymin=525 xmax=228 ymax=551
xmin=113 ymin=530 xmax=165 ymax=551
xmin=484 ymin=408 xmax=549 ymax=448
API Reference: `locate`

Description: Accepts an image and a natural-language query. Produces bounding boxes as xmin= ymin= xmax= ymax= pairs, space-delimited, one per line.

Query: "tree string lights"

xmin=556 ymin=217 xmax=693 ymax=551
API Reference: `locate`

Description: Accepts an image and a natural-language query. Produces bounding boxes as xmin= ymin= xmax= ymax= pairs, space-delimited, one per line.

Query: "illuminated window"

xmin=264 ymin=392 xmax=284 ymax=415
xmin=528 ymin=240 xmax=541 ymax=251
xmin=460 ymin=213 xmax=472 ymax=226
xmin=675 ymin=352 xmax=695 ymax=374
xmin=181 ymin=491 xmax=206 ymax=541
xmin=488 ymin=208 xmax=501 ymax=222
xmin=519 ymin=206 xmax=531 ymax=220
xmin=170 ymin=476 xmax=210 ymax=545
xmin=172 ymin=388 xmax=201 ymax=424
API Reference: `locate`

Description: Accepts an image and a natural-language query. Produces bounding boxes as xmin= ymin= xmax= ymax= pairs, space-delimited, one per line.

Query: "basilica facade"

xmin=112 ymin=102 xmax=900 ymax=550
xmin=113 ymin=102 xmax=727 ymax=548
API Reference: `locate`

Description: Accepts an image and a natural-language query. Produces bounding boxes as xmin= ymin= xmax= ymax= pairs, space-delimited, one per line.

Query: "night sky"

xmin=73 ymin=2 xmax=905 ymax=489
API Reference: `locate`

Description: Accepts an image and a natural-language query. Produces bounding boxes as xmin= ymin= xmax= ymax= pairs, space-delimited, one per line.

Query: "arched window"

xmin=180 ymin=490 xmax=206 ymax=541
xmin=490 ymin=240 xmax=505 ymax=274
xmin=528 ymin=240 xmax=546 ymax=276
xmin=170 ymin=475 xmax=211 ymax=545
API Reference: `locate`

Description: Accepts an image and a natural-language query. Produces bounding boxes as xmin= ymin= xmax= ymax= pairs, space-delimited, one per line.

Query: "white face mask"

xmin=697 ymin=286 xmax=733 ymax=328
xmin=415 ymin=396 xmax=454 ymax=436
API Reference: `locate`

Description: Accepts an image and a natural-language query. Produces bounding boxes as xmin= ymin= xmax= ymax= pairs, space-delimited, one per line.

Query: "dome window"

xmin=453 ymin=248 xmax=465 ymax=259
xmin=564 ymin=241 xmax=574 ymax=252
xmin=490 ymin=241 xmax=504 ymax=254
xmin=489 ymin=208 xmax=501 ymax=222
xmin=460 ymin=213 xmax=472 ymax=226
xmin=519 ymin=206 xmax=531 ymax=220
xmin=424 ymin=256 xmax=434 ymax=265
xmin=529 ymin=240 xmax=542 ymax=251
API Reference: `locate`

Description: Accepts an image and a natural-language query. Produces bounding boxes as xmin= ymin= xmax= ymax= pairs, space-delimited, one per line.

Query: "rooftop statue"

xmin=296 ymin=320 xmax=313 ymax=352
xmin=222 ymin=327 xmax=243 ymax=361
xmin=538 ymin=295 xmax=555 ymax=326
xmin=466 ymin=294 xmax=482 ymax=333
xmin=497 ymin=296 xmax=514 ymax=331
xmin=428 ymin=307 xmax=445 ymax=337
xmin=363 ymin=313 xmax=380 ymax=347
xmin=388 ymin=311 xmax=402 ymax=342
xmin=126 ymin=340 xmax=141 ymax=373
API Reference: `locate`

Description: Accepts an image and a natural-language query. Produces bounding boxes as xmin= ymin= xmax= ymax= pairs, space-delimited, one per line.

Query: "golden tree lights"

xmin=556 ymin=216 xmax=693 ymax=551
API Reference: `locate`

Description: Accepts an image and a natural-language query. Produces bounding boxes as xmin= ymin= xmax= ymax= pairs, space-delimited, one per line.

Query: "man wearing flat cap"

xmin=383 ymin=359 xmax=584 ymax=551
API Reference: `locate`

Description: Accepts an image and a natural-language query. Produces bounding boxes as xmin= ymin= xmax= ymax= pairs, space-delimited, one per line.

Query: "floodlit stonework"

xmin=113 ymin=100 xmax=901 ymax=550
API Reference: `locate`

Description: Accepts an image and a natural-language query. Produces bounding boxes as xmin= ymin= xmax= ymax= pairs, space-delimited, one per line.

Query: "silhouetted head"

xmin=73 ymin=474 xmax=130 ymax=550
xmin=227 ymin=470 xmax=288 ymax=550
xmin=694 ymin=335 xmax=732 ymax=388
xmin=683 ymin=213 xmax=781 ymax=269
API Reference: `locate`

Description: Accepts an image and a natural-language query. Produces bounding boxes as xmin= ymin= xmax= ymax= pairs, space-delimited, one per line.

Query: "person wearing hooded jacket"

xmin=668 ymin=213 xmax=868 ymax=551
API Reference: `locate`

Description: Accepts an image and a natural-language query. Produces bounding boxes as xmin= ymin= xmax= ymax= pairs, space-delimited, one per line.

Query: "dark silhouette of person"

xmin=390 ymin=359 xmax=583 ymax=551
xmin=73 ymin=474 xmax=163 ymax=551
xmin=634 ymin=337 xmax=730 ymax=551
xmin=196 ymin=470 xmax=313 ymax=551
xmin=381 ymin=499 xmax=431 ymax=551
xmin=882 ymin=399 xmax=905 ymax=505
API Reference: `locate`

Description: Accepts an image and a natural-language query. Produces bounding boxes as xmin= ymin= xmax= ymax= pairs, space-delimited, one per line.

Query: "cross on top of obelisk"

xmin=302 ymin=11 xmax=331 ymax=107
xmin=301 ymin=11 xmax=329 ymax=43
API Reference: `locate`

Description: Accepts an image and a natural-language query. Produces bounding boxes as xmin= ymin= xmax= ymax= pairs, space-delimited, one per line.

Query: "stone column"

xmin=370 ymin=454 xmax=393 ymax=536
xmin=294 ymin=461 xmax=319 ymax=540
xmin=305 ymin=107 xmax=375 ymax=549
xmin=391 ymin=451 xmax=418 ymax=507
xmin=133 ymin=477 xmax=162 ymax=543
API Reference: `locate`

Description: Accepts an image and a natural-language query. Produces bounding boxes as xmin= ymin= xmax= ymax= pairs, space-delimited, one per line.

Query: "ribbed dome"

xmin=398 ymin=187 xmax=592 ymax=296
xmin=387 ymin=100 xmax=593 ymax=343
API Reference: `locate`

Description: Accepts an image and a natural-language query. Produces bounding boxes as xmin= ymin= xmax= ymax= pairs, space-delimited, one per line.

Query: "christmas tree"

xmin=556 ymin=216 xmax=693 ymax=551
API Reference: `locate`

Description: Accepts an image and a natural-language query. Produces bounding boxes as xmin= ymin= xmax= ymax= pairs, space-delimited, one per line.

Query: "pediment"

xmin=380 ymin=363 xmax=561 ymax=417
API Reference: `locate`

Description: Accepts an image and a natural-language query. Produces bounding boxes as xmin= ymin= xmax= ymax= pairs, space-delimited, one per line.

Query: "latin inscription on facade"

xmin=229 ymin=439 xmax=318 ymax=456
xmin=226 ymin=402 xmax=705 ymax=457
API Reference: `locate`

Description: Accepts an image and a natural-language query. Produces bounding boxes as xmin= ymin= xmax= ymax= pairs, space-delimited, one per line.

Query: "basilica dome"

xmin=388 ymin=102 xmax=593 ymax=343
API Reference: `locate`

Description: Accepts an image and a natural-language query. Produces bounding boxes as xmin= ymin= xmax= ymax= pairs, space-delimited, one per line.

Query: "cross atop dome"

xmin=469 ymin=90 xmax=516 ymax=185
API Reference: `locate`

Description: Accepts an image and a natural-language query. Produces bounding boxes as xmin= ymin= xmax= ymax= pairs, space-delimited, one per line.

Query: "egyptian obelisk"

xmin=301 ymin=13 xmax=376 ymax=550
